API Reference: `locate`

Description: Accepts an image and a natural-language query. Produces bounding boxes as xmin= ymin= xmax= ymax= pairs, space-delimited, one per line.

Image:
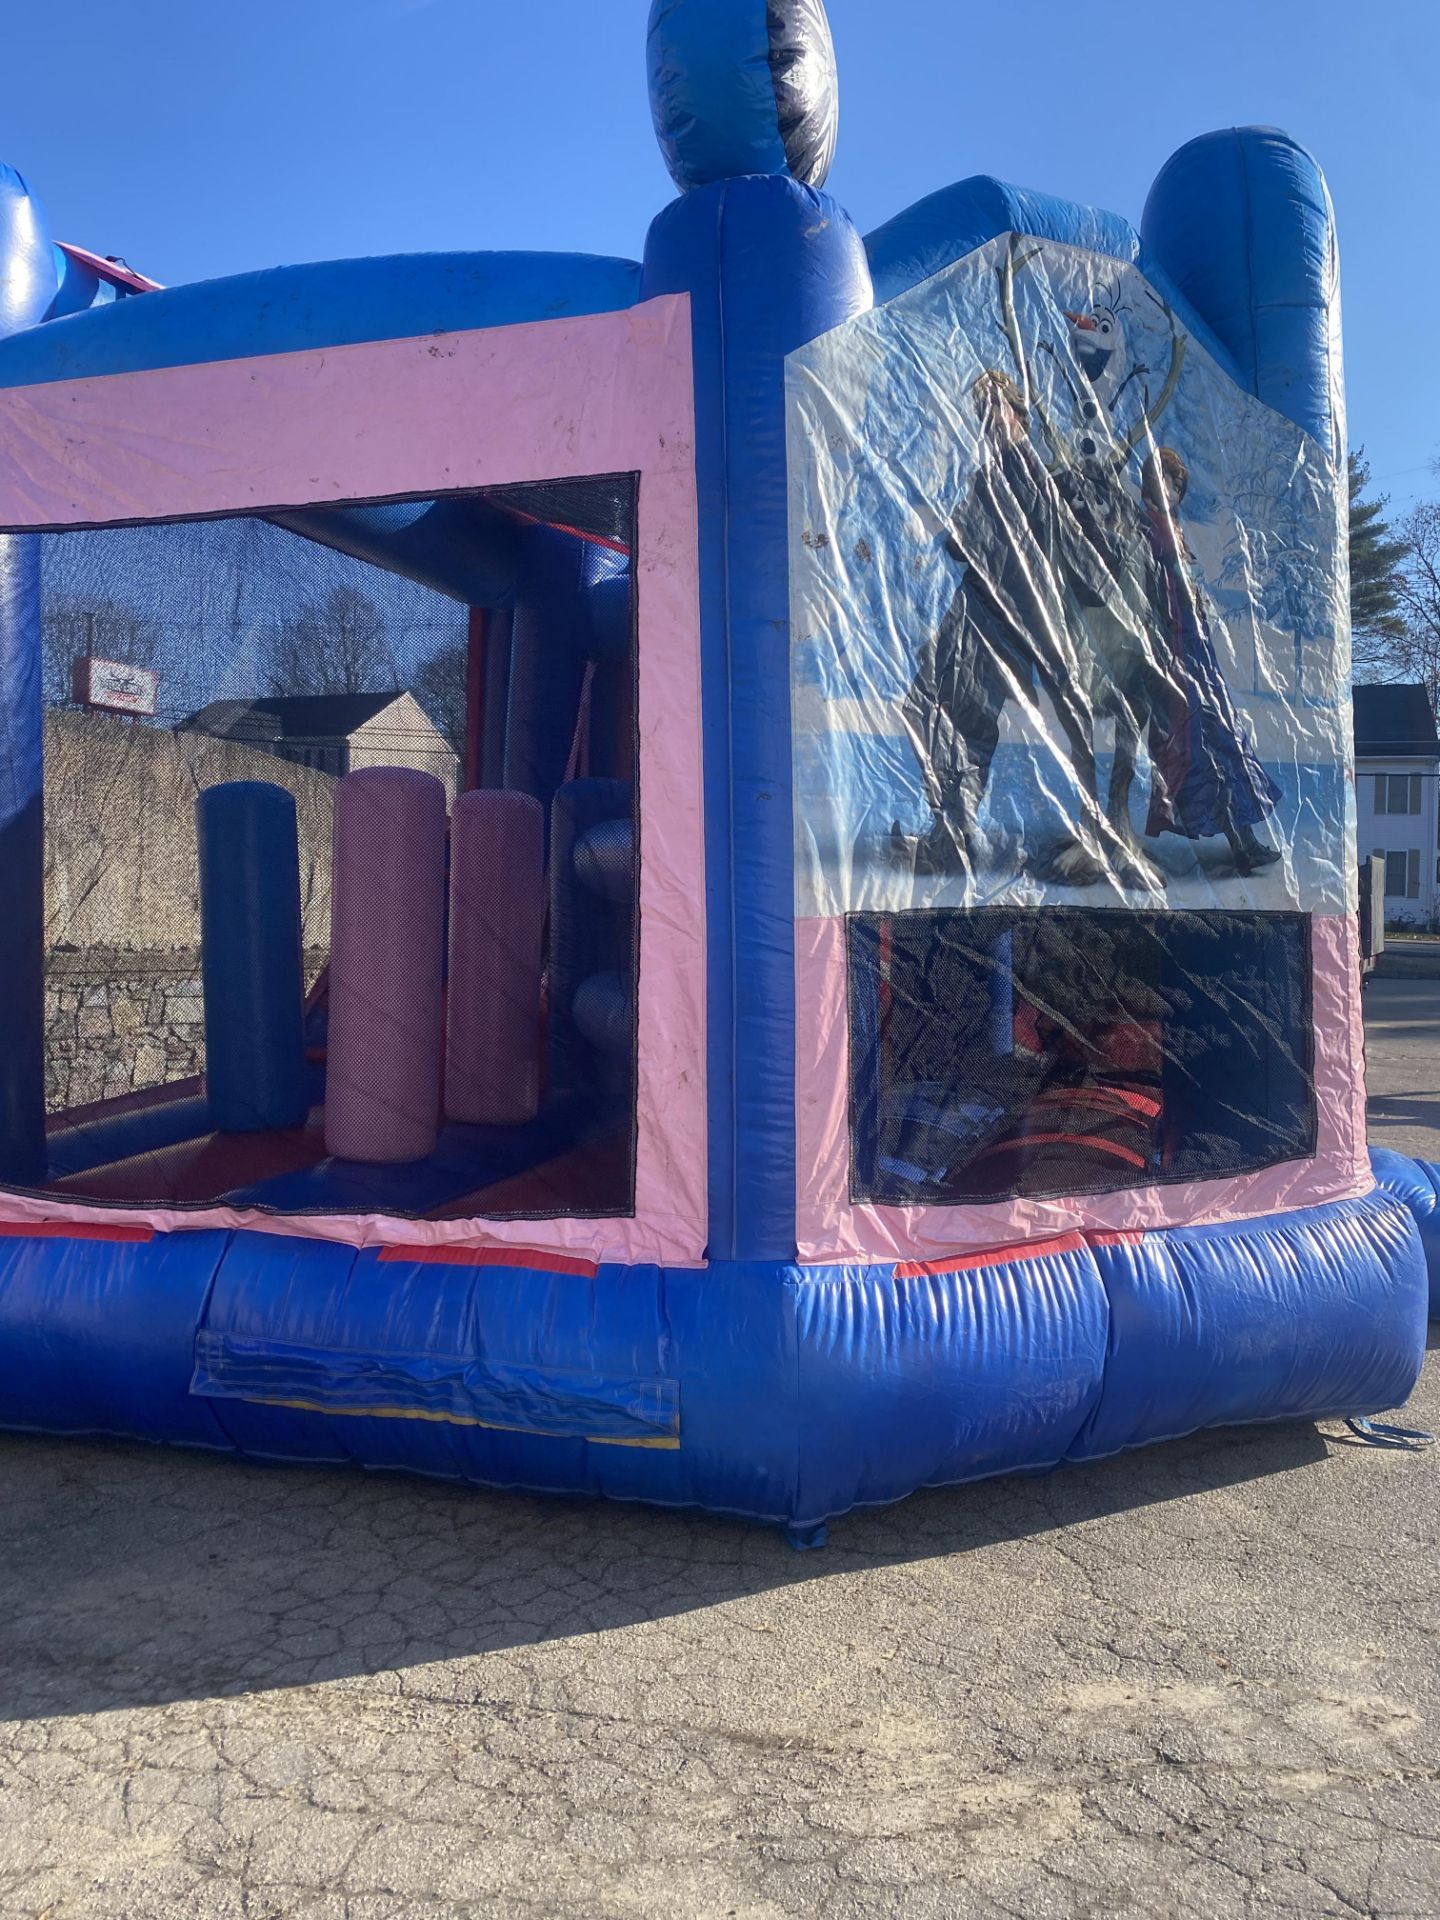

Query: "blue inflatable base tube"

xmin=1369 ymin=1147 xmax=1440 ymax=1318
xmin=0 ymin=1189 xmax=1423 ymax=1535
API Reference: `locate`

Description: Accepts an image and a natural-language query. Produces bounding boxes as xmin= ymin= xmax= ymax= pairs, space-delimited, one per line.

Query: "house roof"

xmin=177 ymin=691 xmax=406 ymax=742
xmin=1352 ymin=684 xmax=1440 ymax=759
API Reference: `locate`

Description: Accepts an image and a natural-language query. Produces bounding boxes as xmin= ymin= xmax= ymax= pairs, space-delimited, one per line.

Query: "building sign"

xmin=71 ymin=655 xmax=159 ymax=717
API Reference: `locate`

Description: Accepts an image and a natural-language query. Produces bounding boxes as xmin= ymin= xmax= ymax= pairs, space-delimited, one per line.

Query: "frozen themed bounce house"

xmin=0 ymin=0 xmax=1434 ymax=1544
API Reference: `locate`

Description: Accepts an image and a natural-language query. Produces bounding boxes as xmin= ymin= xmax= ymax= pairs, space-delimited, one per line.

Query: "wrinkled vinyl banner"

xmin=787 ymin=235 xmax=1351 ymax=920
xmin=787 ymin=235 xmax=1357 ymax=1225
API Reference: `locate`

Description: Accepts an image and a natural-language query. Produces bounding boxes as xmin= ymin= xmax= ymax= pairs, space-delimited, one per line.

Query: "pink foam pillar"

xmin=445 ymin=789 xmax=544 ymax=1126
xmin=325 ymin=767 xmax=447 ymax=1164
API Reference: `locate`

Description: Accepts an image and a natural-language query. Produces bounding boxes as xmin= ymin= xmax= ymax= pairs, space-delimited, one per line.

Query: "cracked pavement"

xmin=1 ymin=969 xmax=1437 ymax=1919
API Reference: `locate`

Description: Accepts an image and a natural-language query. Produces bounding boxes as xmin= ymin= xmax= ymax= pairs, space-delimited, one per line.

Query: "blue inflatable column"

xmin=0 ymin=537 xmax=46 ymax=1183
xmin=0 ymin=163 xmax=59 ymax=1186
xmin=640 ymin=179 xmax=871 ymax=1259
xmin=641 ymin=0 xmax=869 ymax=1261
xmin=1142 ymin=128 xmax=1343 ymax=458
xmin=504 ymin=526 xmax=592 ymax=814
xmin=197 ymin=782 xmax=308 ymax=1132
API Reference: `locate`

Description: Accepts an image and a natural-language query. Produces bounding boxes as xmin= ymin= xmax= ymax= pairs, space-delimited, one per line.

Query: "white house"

xmin=1353 ymin=683 xmax=1440 ymax=930
xmin=178 ymin=689 xmax=459 ymax=806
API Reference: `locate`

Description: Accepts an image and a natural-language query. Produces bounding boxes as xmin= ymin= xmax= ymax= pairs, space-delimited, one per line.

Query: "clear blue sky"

xmin=4 ymin=0 xmax=1437 ymax=512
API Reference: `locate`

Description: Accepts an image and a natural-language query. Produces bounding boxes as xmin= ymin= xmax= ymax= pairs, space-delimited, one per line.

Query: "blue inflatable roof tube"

xmin=864 ymin=172 xmax=1245 ymax=390
xmin=642 ymin=174 xmax=871 ymax=1261
xmin=1142 ymin=127 xmax=1343 ymax=456
xmin=269 ymin=497 xmax=523 ymax=607
xmin=0 ymin=250 xmax=644 ymax=389
xmin=866 ymin=175 xmax=1142 ymax=304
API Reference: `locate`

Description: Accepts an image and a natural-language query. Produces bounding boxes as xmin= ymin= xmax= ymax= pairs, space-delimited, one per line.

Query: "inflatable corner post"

xmin=0 ymin=3 xmax=1430 ymax=1543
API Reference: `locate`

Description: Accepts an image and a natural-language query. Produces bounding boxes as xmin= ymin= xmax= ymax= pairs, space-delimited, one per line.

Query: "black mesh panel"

xmin=23 ymin=475 xmax=639 ymax=1220
xmin=849 ymin=907 xmax=1316 ymax=1206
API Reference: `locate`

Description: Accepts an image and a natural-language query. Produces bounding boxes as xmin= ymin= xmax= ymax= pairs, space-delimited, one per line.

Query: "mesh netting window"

xmin=28 ymin=476 xmax=639 ymax=1219
xmin=848 ymin=907 xmax=1315 ymax=1206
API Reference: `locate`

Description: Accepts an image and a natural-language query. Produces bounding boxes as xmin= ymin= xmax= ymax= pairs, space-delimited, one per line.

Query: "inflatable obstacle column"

xmin=325 ymin=767 xmax=448 ymax=1164
xmin=197 ymin=782 xmax=308 ymax=1133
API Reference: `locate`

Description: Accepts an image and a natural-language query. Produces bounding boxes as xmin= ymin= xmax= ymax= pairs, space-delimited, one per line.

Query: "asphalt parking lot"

xmin=1365 ymin=938 xmax=1440 ymax=1162
xmin=1 ymin=957 xmax=1437 ymax=1920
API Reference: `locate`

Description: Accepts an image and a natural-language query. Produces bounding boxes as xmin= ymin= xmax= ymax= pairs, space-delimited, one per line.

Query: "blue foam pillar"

xmin=503 ymin=526 xmax=592 ymax=811
xmin=197 ymin=782 xmax=307 ymax=1132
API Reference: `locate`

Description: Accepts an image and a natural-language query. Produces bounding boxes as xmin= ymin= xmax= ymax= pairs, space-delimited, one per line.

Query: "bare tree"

xmin=264 ymin=585 xmax=397 ymax=697
xmin=412 ymin=637 xmax=469 ymax=758
xmin=1386 ymin=497 xmax=1440 ymax=713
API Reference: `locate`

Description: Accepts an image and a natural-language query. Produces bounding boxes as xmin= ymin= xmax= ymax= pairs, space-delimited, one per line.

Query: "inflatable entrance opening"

xmin=22 ymin=482 xmax=641 ymax=1222
xmin=0 ymin=0 xmax=1431 ymax=1543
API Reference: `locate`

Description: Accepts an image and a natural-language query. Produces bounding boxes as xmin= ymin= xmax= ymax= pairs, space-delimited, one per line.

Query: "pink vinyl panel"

xmin=0 ymin=297 xmax=709 ymax=1268
xmin=445 ymin=789 xmax=544 ymax=1127
xmin=326 ymin=768 xmax=448 ymax=1164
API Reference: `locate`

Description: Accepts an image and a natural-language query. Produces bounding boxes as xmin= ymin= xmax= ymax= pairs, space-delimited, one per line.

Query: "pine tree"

xmin=1349 ymin=448 xmax=1410 ymax=646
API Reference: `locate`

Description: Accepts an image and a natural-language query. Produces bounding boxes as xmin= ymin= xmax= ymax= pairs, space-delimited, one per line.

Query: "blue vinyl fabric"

xmin=0 ymin=166 xmax=54 ymax=1187
xmin=46 ymin=244 xmax=118 ymax=321
xmin=1369 ymin=1147 xmax=1440 ymax=1318
xmin=1074 ymin=1195 xmax=1428 ymax=1460
xmin=0 ymin=1190 xmax=1425 ymax=1531
xmin=641 ymin=174 xmax=871 ymax=1261
xmin=0 ymin=1228 xmax=234 ymax=1447
xmin=191 ymin=1332 xmax=680 ymax=1449
xmin=0 ymin=165 xmax=57 ymax=337
xmin=1143 ymin=128 xmax=1343 ymax=458
xmin=0 ymin=251 xmax=643 ymax=395
xmin=647 ymin=0 xmax=838 ymax=193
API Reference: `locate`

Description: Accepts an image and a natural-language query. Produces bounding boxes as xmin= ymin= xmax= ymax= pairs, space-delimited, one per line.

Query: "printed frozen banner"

xmin=787 ymin=236 xmax=1351 ymax=918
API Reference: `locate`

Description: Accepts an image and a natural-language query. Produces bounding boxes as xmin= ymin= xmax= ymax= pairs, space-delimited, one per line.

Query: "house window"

xmin=1376 ymin=773 xmax=1421 ymax=815
xmin=1384 ymin=851 xmax=1421 ymax=899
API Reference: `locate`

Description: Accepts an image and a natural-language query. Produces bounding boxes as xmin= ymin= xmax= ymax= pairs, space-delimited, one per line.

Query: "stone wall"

xmin=46 ymin=952 xmax=205 ymax=1114
xmin=45 ymin=948 xmax=330 ymax=1115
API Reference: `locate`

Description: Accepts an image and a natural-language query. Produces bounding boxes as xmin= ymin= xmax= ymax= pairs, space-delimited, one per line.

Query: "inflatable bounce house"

xmin=0 ymin=0 xmax=1434 ymax=1543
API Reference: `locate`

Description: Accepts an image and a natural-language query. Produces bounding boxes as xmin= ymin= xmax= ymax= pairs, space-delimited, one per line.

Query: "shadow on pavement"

xmin=0 ymin=1414 xmax=1331 ymax=1724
